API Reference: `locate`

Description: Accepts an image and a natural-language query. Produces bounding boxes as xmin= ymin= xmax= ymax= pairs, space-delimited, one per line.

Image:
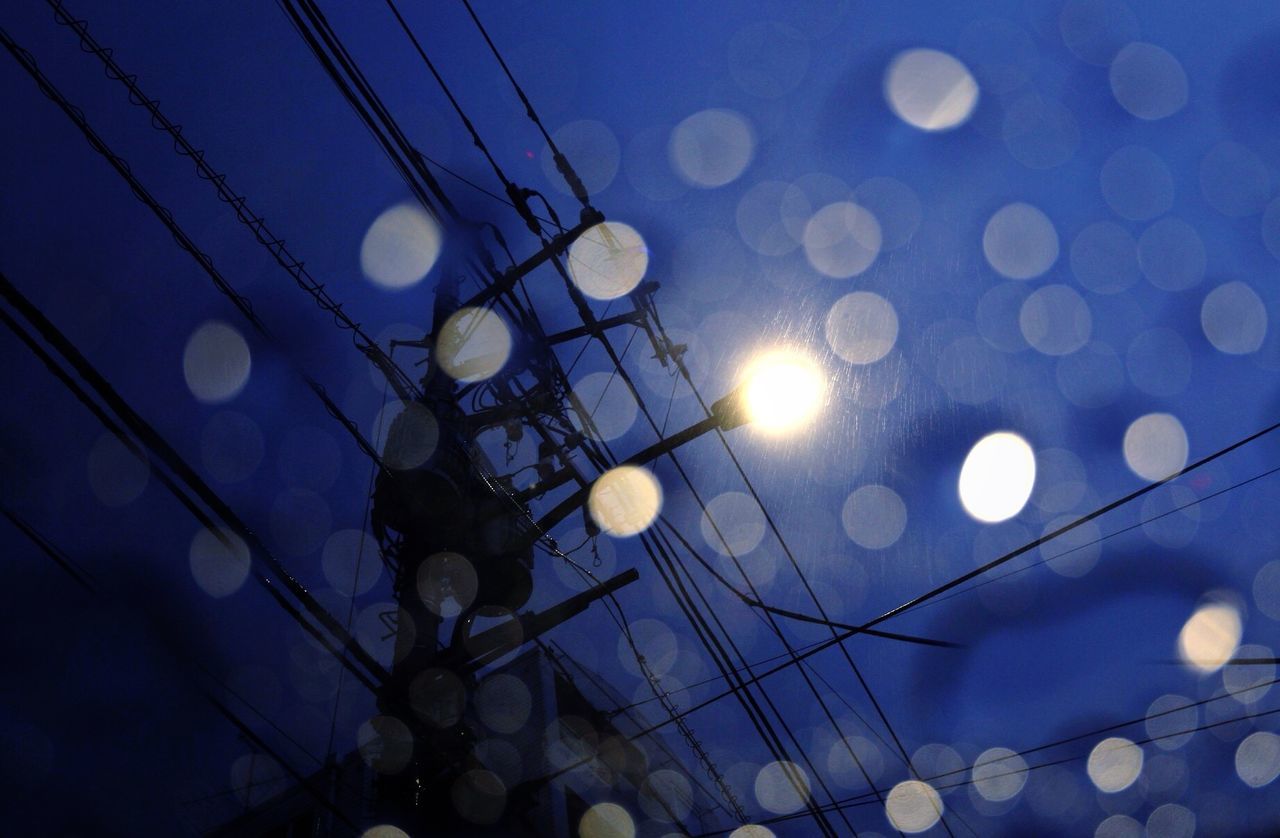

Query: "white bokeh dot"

xmin=983 ymin=203 xmax=1059 ymax=279
xmin=884 ymin=49 xmax=979 ymax=132
xmin=669 ymin=109 xmax=754 ymax=188
xmin=1019 ymin=284 xmax=1091 ymax=356
xmin=825 ymin=291 xmax=898 ymax=364
xmin=1123 ymin=413 xmax=1188 ymax=481
xmin=1202 ymin=281 xmax=1267 ymax=354
xmin=842 ymin=485 xmax=908 ymax=549
xmin=1109 ymin=43 xmax=1188 ymax=120
xmin=360 ymin=203 xmax=442 ymax=290
xmin=183 ymin=320 xmax=251 ymax=404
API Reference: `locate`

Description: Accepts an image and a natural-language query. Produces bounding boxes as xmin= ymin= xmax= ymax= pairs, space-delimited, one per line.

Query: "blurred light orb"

xmin=184 ymin=320 xmax=251 ymax=404
xmin=360 ymin=202 xmax=442 ymax=290
xmin=958 ymin=432 xmax=1037 ymax=523
xmin=375 ymin=400 xmax=439 ymax=471
xmin=1070 ymin=222 xmax=1140 ymax=295
xmin=1236 ymin=731 xmax=1280 ymax=788
xmin=754 ymin=760 xmax=811 ymax=814
xmin=189 ymin=526 xmax=251 ymax=598
xmin=639 ymin=769 xmax=694 ymax=822
xmin=451 ymin=769 xmax=507 ymax=825
xmin=842 ymin=484 xmax=908 ymax=549
xmin=1094 ymin=814 xmax=1143 ymax=838
xmin=737 ymin=180 xmax=798 ymax=256
xmin=1223 ymin=643 xmax=1274 ymax=704
xmin=885 ymin=780 xmax=944 ymax=833
xmin=435 ymin=307 xmax=512 ymax=383
xmin=828 ymin=735 xmax=885 ymax=789
xmin=1100 ymin=146 xmax=1174 ymax=221
xmin=781 ymin=172 xmax=852 ymax=245
xmin=1138 ymin=217 xmax=1205 ymax=291
xmin=417 ymin=552 xmax=479 ymax=618
xmin=803 ymin=201 xmax=882 ymax=278
xmin=1254 ymin=560 xmax=1280 ymax=621
xmin=1109 ymin=43 xmax=1188 ymax=120
xmin=728 ymin=827 xmax=776 ymax=838
xmin=475 ymin=673 xmax=533 ymax=735
xmin=540 ymin=119 xmax=619 ymax=197
xmin=972 ymin=747 xmax=1028 ymax=802
xmin=1263 ymin=197 xmax=1280 ymax=261
xmin=589 ymin=466 xmax=662 ymax=537
xmin=1146 ymin=804 xmax=1195 ymax=838
xmin=741 ymin=351 xmax=825 ymax=432
xmin=570 ymin=371 xmax=639 ymax=442
xmin=360 ymin=828 xmax=410 ymax=838
xmin=1178 ymin=602 xmax=1241 ymax=673
xmin=357 ymin=715 xmax=414 ymax=774
xmin=669 ymin=108 xmax=754 ymax=188
xmin=1202 ymin=281 xmax=1267 ymax=354
xmin=1019 ymin=284 xmax=1092 ymax=356
xmin=579 ymin=802 xmax=635 ymax=838
xmin=825 ymin=291 xmax=898 ymax=364
xmin=701 ymin=491 xmax=766 ymax=556
xmin=1122 ymin=413 xmax=1188 ymax=481
xmin=568 ymin=221 xmax=649 ymax=300
xmin=883 ymin=48 xmax=979 ymax=131
xmin=983 ymin=203 xmax=1059 ymax=279
xmin=1041 ymin=515 xmax=1101 ymax=578
xmin=1145 ymin=694 xmax=1198 ymax=751
xmin=617 ymin=618 xmax=678 ymax=678
xmin=912 ymin=743 xmax=964 ymax=795
xmin=1087 ymin=737 xmax=1143 ymax=793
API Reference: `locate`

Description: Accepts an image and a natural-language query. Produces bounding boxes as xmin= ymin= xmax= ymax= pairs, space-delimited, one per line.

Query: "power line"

xmin=0 ymin=266 xmax=384 ymax=693
xmin=47 ymin=0 xmax=419 ymax=403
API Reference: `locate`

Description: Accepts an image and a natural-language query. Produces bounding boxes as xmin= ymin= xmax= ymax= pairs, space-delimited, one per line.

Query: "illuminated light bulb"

xmin=739 ymin=351 xmax=825 ymax=434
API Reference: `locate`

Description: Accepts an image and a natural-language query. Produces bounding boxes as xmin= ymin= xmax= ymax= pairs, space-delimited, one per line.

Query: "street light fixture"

xmin=531 ymin=349 xmax=826 ymax=535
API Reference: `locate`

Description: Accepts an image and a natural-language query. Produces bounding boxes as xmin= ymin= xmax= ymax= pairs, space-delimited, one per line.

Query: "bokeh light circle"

xmin=983 ymin=203 xmax=1058 ymax=279
xmin=1087 ymin=737 xmax=1143 ymax=793
xmin=184 ymin=320 xmax=251 ymax=404
xmin=1201 ymin=281 xmax=1267 ymax=355
xmin=884 ymin=48 xmax=979 ymax=131
xmin=360 ymin=203 xmax=442 ymax=290
xmin=567 ymin=222 xmax=649 ymax=300
xmin=1109 ymin=43 xmax=1188 ymax=120
xmin=958 ymin=432 xmax=1037 ymax=523
xmin=435 ymin=307 xmax=512 ymax=383
xmin=1177 ymin=602 xmax=1241 ymax=673
xmin=669 ymin=109 xmax=754 ymax=188
xmin=842 ymin=485 xmax=908 ymax=549
xmin=1122 ymin=413 xmax=1188 ymax=481
xmin=885 ymin=780 xmax=944 ymax=833
xmin=803 ymin=202 xmax=882 ymax=278
xmin=825 ymin=291 xmax=898 ymax=364
xmin=589 ymin=466 xmax=662 ymax=537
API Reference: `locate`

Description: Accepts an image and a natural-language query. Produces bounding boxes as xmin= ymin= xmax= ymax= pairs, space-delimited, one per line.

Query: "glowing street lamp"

xmin=530 ymin=350 xmax=825 ymax=535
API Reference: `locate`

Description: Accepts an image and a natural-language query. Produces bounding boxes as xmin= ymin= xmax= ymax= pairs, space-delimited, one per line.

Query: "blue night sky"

xmin=4 ymin=1 xmax=1280 ymax=835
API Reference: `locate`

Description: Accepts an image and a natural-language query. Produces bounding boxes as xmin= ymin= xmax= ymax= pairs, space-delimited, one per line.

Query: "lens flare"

xmin=740 ymin=351 xmax=825 ymax=433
